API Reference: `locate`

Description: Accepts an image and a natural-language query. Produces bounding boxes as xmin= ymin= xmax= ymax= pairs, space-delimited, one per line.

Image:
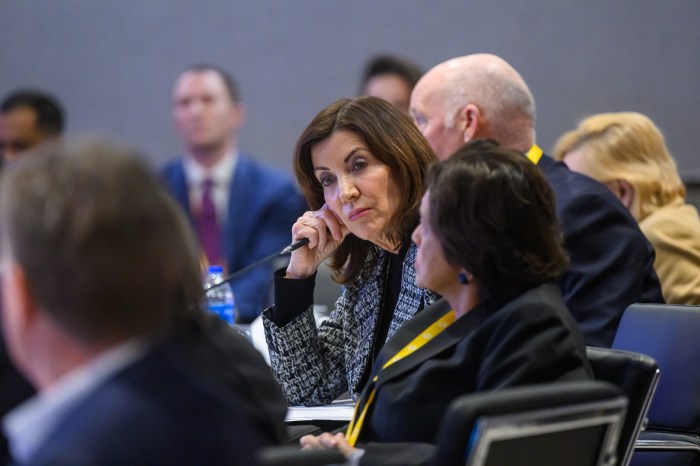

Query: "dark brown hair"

xmin=182 ymin=63 xmax=241 ymax=102
xmin=1 ymin=89 xmax=65 ymax=135
xmin=0 ymin=137 xmax=202 ymax=343
xmin=294 ymin=96 xmax=437 ymax=284
xmin=427 ymin=139 xmax=569 ymax=305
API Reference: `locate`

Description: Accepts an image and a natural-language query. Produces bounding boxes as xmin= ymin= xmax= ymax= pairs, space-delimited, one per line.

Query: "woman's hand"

xmin=300 ymin=432 xmax=358 ymax=459
xmin=286 ymin=205 xmax=349 ymax=279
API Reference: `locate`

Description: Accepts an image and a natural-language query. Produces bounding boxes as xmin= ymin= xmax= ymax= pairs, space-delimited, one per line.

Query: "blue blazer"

xmin=162 ymin=154 xmax=307 ymax=322
xmin=24 ymin=340 xmax=275 ymax=465
xmin=538 ymin=154 xmax=664 ymax=347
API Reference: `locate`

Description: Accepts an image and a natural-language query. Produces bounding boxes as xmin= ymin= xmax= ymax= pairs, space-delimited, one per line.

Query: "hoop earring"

xmin=458 ymin=273 xmax=469 ymax=285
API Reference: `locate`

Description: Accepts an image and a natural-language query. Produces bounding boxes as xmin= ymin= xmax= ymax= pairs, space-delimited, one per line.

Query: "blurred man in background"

xmin=162 ymin=64 xmax=306 ymax=322
xmin=0 ymin=90 xmax=64 ymax=164
xmin=360 ymin=54 xmax=422 ymax=115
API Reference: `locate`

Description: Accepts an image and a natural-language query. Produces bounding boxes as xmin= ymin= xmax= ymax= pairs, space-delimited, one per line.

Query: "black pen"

xmin=280 ymin=237 xmax=310 ymax=254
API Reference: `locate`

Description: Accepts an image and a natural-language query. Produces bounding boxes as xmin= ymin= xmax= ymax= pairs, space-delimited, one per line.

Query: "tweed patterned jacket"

xmin=262 ymin=243 xmax=439 ymax=406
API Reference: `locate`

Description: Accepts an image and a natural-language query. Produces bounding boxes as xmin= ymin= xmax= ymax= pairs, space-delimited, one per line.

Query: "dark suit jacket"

xmin=358 ymin=284 xmax=592 ymax=465
xmin=161 ymin=154 xmax=307 ymax=322
xmin=538 ymin=155 xmax=663 ymax=347
xmin=1 ymin=314 xmax=289 ymax=464
xmin=25 ymin=338 xmax=276 ymax=465
xmin=180 ymin=312 xmax=289 ymax=444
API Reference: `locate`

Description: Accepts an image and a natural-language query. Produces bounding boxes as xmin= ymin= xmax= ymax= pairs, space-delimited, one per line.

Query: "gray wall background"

xmin=1 ymin=1 xmax=699 ymax=180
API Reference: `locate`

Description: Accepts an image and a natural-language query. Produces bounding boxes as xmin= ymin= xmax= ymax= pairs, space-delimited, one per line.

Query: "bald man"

xmin=410 ymin=54 xmax=664 ymax=347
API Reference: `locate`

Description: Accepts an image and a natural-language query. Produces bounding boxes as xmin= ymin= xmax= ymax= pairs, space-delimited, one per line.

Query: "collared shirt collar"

xmin=183 ymin=149 xmax=238 ymax=224
xmin=183 ymin=148 xmax=238 ymax=190
xmin=3 ymin=339 xmax=149 ymax=464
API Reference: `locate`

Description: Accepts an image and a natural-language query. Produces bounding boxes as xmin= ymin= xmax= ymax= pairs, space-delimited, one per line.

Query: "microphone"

xmin=204 ymin=238 xmax=310 ymax=292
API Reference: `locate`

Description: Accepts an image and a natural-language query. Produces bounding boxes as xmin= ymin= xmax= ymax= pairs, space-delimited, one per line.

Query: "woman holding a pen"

xmin=262 ymin=96 xmax=438 ymax=406
xmin=298 ymin=139 xmax=592 ymax=465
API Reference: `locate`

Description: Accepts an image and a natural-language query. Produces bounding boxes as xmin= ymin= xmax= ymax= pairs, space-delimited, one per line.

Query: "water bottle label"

xmin=208 ymin=303 xmax=235 ymax=324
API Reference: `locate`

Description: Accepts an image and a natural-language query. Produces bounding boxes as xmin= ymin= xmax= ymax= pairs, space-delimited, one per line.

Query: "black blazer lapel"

xmin=375 ymin=300 xmax=490 ymax=387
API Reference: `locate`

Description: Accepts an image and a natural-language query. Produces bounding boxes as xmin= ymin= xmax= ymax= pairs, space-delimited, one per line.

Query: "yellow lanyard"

xmin=526 ymin=144 xmax=543 ymax=165
xmin=346 ymin=309 xmax=457 ymax=446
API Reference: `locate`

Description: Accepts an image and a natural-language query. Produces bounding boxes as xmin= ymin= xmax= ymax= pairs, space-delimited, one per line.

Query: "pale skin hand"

xmin=300 ymin=432 xmax=358 ymax=458
xmin=286 ymin=204 xmax=350 ymax=279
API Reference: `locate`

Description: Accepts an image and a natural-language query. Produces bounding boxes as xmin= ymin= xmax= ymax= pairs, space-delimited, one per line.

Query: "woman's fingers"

xmin=299 ymin=434 xmax=323 ymax=450
xmin=318 ymin=204 xmax=346 ymax=241
xmin=299 ymin=432 xmax=339 ymax=450
xmin=317 ymin=432 xmax=340 ymax=448
xmin=286 ymin=209 xmax=339 ymax=278
xmin=291 ymin=212 xmax=322 ymax=249
xmin=286 ymin=205 xmax=348 ymax=279
xmin=331 ymin=433 xmax=357 ymax=458
xmin=294 ymin=207 xmax=345 ymax=248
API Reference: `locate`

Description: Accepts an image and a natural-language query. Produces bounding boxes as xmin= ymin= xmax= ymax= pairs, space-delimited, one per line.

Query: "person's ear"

xmin=618 ymin=180 xmax=635 ymax=209
xmin=607 ymin=179 xmax=635 ymax=210
xmin=1 ymin=261 xmax=46 ymax=388
xmin=460 ymin=104 xmax=481 ymax=144
xmin=10 ymin=262 xmax=39 ymax=329
xmin=457 ymin=269 xmax=475 ymax=285
xmin=1 ymin=261 xmax=39 ymax=346
xmin=230 ymin=102 xmax=247 ymax=130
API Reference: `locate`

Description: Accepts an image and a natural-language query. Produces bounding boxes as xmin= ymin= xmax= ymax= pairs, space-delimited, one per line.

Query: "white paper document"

xmin=285 ymin=399 xmax=355 ymax=422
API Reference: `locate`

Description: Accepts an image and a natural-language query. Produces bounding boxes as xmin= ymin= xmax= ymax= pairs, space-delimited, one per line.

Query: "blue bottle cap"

xmin=208 ymin=265 xmax=224 ymax=273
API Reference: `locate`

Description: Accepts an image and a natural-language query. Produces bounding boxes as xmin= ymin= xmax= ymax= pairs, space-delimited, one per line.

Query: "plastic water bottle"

xmin=203 ymin=265 xmax=236 ymax=324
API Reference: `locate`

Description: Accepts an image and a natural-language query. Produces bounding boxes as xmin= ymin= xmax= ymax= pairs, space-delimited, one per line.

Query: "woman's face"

xmin=411 ymin=190 xmax=462 ymax=294
xmin=311 ymin=130 xmax=400 ymax=251
xmin=363 ymin=73 xmax=412 ymax=115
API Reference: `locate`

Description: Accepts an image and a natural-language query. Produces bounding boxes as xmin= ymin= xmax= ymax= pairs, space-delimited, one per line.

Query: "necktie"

xmin=195 ymin=178 xmax=223 ymax=267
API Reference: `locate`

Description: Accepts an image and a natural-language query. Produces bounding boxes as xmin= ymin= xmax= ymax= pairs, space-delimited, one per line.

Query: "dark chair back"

xmin=613 ymin=304 xmax=700 ymax=433
xmin=613 ymin=303 xmax=700 ymax=465
xmin=434 ymin=381 xmax=627 ymax=466
xmin=256 ymin=445 xmax=345 ymax=466
xmin=586 ymin=347 xmax=660 ymax=466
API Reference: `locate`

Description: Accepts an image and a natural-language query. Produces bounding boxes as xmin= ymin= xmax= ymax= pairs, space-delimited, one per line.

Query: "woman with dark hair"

xmin=299 ymin=140 xmax=592 ymax=464
xmin=263 ymin=97 xmax=439 ymax=405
